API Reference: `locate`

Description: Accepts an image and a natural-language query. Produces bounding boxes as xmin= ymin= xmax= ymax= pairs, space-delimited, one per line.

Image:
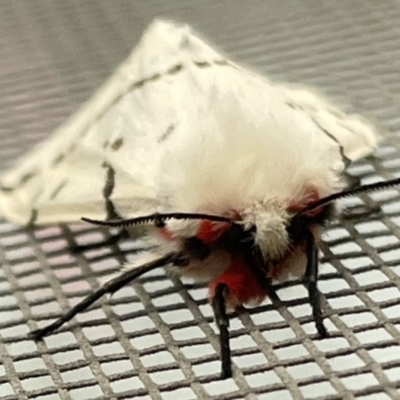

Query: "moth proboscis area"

xmin=0 ymin=20 xmax=398 ymax=379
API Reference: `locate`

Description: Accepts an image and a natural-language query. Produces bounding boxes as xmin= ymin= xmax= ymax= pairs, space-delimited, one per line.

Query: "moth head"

xmin=241 ymin=201 xmax=291 ymax=261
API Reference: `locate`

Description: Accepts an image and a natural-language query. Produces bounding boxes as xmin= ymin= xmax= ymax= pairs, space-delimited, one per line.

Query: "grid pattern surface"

xmin=1 ymin=1 xmax=400 ymax=399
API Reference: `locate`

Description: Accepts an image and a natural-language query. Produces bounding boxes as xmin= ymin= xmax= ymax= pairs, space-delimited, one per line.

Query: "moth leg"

xmin=304 ymin=231 xmax=328 ymax=338
xmin=30 ymin=252 xmax=178 ymax=339
xmin=211 ymin=283 xmax=232 ymax=379
xmin=70 ymin=229 xmax=129 ymax=253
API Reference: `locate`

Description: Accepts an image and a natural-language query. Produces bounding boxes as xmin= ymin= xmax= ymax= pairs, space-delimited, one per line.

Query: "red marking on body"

xmin=289 ymin=187 xmax=323 ymax=216
xmin=159 ymin=227 xmax=174 ymax=241
xmin=197 ymin=209 xmax=241 ymax=244
xmin=159 ymin=210 xmax=240 ymax=243
xmin=197 ymin=220 xmax=232 ymax=243
xmin=209 ymin=255 xmax=266 ymax=306
xmin=158 ymin=220 xmax=232 ymax=243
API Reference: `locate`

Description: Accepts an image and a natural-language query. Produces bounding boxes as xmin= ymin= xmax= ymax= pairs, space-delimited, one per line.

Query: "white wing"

xmin=0 ymin=20 xmax=379 ymax=226
xmin=282 ymin=85 xmax=378 ymax=162
xmin=0 ymin=20 xmax=196 ymax=225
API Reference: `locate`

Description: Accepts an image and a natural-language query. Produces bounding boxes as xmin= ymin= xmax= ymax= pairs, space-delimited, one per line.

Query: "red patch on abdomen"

xmin=209 ymin=255 xmax=266 ymax=305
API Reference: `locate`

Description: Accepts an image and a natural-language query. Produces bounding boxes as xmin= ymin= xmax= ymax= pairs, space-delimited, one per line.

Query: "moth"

xmin=1 ymin=20 xmax=398 ymax=379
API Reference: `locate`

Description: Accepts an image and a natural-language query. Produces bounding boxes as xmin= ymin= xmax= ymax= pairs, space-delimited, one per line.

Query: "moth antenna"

xmin=298 ymin=177 xmax=400 ymax=215
xmin=81 ymin=212 xmax=234 ymax=228
xmin=30 ymin=251 xmax=179 ymax=339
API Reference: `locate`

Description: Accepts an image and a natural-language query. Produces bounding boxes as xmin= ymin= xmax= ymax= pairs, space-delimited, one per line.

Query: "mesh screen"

xmin=1 ymin=1 xmax=400 ymax=399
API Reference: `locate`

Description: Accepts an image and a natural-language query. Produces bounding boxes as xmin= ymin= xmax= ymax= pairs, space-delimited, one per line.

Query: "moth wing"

xmin=0 ymin=20 xmax=202 ymax=225
xmin=149 ymin=55 xmax=380 ymax=214
xmin=0 ymin=149 xmax=159 ymax=225
xmin=0 ymin=20 xmax=380 ymax=226
xmin=281 ymin=85 xmax=378 ymax=162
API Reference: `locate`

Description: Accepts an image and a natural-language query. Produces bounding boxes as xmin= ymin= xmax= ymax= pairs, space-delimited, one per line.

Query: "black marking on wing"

xmin=194 ymin=61 xmax=212 ymax=68
xmin=158 ymin=124 xmax=175 ymax=143
xmin=179 ymin=36 xmax=191 ymax=49
xmin=0 ymin=171 xmax=38 ymax=193
xmin=95 ymin=59 xmax=229 ymax=129
xmin=285 ymin=101 xmax=315 ymax=112
xmin=102 ymin=162 xmax=121 ymax=221
xmin=67 ymin=143 xmax=78 ymax=154
xmin=0 ymin=185 xmax=15 ymax=193
xmin=312 ymin=117 xmax=340 ymax=143
xmin=128 ymin=73 xmax=162 ymax=91
xmin=337 ymin=121 xmax=372 ymax=149
xmin=311 ymin=117 xmax=351 ymax=167
xmin=1 ymin=53 xmax=233 ymax=195
xmin=167 ymin=64 xmax=183 ymax=74
xmin=27 ymin=209 xmax=38 ymax=228
xmin=20 ymin=172 xmax=36 ymax=185
xmin=285 ymin=101 xmax=299 ymax=110
xmin=214 ymin=59 xmax=229 ymax=66
xmin=11 ymin=56 xmax=232 ymax=191
xmin=111 ymin=138 xmax=124 ymax=151
xmin=49 ymin=180 xmax=67 ymax=200
xmin=93 ymin=65 xmax=185 ymax=124
xmin=194 ymin=60 xmax=228 ymax=68
xmin=52 ymin=153 xmax=66 ymax=166
xmin=72 ymin=57 xmax=231 ymax=140
xmin=131 ymin=79 xmax=146 ymax=90
xmin=147 ymin=73 xmax=161 ymax=82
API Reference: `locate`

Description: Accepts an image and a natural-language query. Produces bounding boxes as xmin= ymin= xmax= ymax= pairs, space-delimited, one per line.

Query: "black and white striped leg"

xmin=211 ymin=283 xmax=232 ymax=379
xmin=304 ymin=231 xmax=328 ymax=338
xmin=30 ymin=252 xmax=178 ymax=339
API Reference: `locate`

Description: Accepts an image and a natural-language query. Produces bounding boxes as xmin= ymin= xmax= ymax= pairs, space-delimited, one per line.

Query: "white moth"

xmin=0 ymin=20 xmax=391 ymax=378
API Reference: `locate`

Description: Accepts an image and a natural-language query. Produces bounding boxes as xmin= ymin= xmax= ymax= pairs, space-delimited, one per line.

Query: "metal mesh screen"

xmin=1 ymin=1 xmax=400 ymax=399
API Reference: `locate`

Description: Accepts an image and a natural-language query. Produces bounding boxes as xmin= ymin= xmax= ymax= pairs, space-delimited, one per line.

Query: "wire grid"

xmin=1 ymin=1 xmax=400 ymax=399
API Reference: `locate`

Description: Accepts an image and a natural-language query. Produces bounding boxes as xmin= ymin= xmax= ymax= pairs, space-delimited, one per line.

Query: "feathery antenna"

xmin=82 ymin=212 xmax=234 ymax=228
xmin=298 ymin=177 xmax=400 ymax=215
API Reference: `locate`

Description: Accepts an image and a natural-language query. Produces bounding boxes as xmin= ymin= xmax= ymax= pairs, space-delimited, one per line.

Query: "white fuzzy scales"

xmin=0 ymin=20 xmax=378 ymax=257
